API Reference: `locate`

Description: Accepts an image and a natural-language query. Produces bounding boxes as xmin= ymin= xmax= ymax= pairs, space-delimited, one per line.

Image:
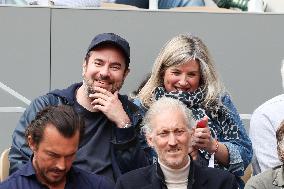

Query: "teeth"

xmin=168 ymin=148 xmax=180 ymax=153
xmin=175 ymin=87 xmax=187 ymax=91
xmin=97 ymin=81 xmax=109 ymax=85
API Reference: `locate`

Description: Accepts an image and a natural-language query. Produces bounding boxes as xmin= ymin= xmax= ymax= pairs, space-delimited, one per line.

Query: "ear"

xmin=187 ymin=128 xmax=194 ymax=146
xmin=27 ymin=135 xmax=37 ymax=152
xmin=123 ymin=68 xmax=130 ymax=78
xmin=82 ymin=61 xmax=87 ymax=76
xmin=146 ymin=133 xmax=154 ymax=148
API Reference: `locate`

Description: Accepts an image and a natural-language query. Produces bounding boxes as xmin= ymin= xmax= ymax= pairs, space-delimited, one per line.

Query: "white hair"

xmin=141 ymin=97 xmax=196 ymax=135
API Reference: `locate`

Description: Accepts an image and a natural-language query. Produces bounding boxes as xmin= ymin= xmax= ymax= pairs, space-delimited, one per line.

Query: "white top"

xmin=159 ymin=157 xmax=190 ymax=189
xmin=263 ymin=0 xmax=284 ymax=12
xmin=24 ymin=0 xmax=101 ymax=6
xmin=52 ymin=0 xmax=100 ymax=6
xmin=250 ymin=94 xmax=284 ymax=175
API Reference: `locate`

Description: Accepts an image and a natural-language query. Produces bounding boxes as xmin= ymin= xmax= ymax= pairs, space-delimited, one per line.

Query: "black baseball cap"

xmin=86 ymin=33 xmax=130 ymax=67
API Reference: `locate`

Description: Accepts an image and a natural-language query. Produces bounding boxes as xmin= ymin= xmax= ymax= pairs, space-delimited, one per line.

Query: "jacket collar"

xmin=19 ymin=158 xmax=36 ymax=177
xmin=48 ymin=82 xmax=143 ymax=125
xmin=272 ymin=165 xmax=284 ymax=187
xmin=48 ymin=82 xmax=82 ymax=105
xmin=48 ymin=82 xmax=132 ymax=105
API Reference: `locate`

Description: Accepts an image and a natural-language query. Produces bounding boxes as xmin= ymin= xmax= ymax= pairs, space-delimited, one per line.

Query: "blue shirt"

xmin=0 ymin=160 xmax=114 ymax=189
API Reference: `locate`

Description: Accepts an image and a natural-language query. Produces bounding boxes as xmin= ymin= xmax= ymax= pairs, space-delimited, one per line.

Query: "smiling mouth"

xmin=174 ymin=87 xmax=189 ymax=92
xmin=95 ymin=80 xmax=111 ymax=87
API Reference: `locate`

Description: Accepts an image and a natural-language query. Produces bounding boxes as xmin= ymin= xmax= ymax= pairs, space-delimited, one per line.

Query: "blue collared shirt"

xmin=0 ymin=160 xmax=114 ymax=189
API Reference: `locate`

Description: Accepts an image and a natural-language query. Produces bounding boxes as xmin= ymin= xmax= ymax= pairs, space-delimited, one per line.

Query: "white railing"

xmin=0 ymin=107 xmax=26 ymax=112
xmin=0 ymin=81 xmax=30 ymax=113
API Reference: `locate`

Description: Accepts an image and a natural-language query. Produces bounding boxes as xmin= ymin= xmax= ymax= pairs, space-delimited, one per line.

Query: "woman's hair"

xmin=137 ymin=33 xmax=225 ymax=108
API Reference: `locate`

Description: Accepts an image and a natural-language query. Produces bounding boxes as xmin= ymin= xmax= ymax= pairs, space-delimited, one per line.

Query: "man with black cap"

xmin=8 ymin=33 xmax=149 ymax=183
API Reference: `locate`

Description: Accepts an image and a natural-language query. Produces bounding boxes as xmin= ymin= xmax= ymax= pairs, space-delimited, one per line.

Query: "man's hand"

xmin=89 ymin=87 xmax=130 ymax=128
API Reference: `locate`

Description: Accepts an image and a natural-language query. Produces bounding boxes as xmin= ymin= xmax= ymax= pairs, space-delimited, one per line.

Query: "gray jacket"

xmin=245 ymin=165 xmax=284 ymax=189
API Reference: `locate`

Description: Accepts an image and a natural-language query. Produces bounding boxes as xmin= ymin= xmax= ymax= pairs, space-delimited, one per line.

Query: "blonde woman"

xmin=135 ymin=34 xmax=252 ymax=189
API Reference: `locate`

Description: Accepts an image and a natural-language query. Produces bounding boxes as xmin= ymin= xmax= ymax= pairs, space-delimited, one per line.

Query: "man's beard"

xmin=34 ymin=158 xmax=67 ymax=187
xmin=82 ymin=74 xmax=124 ymax=96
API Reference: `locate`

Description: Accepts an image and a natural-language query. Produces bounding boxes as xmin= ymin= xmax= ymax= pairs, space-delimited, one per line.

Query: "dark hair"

xmin=25 ymin=105 xmax=85 ymax=147
xmin=131 ymin=73 xmax=151 ymax=96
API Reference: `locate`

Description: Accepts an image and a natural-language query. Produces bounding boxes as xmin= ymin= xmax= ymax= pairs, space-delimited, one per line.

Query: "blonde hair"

xmin=137 ymin=34 xmax=225 ymax=108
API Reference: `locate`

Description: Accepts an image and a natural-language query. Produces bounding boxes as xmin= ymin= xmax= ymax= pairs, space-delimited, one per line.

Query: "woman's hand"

xmin=192 ymin=117 xmax=216 ymax=154
xmin=192 ymin=116 xmax=229 ymax=166
xmin=188 ymin=146 xmax=199 ymax=160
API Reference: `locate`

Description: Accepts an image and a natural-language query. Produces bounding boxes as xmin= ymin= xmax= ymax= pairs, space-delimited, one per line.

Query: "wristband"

xmin=123 ymin=122 xmax=132 ymax=129
xmin=211 ymin=139 xmax=219 ymax=155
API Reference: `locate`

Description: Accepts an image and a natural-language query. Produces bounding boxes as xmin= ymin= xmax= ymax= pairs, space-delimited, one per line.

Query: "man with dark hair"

xmin=9 ymin=33 xmax=148 ymax=182
xmin=0 ymin=105 xmax=113 ymax=189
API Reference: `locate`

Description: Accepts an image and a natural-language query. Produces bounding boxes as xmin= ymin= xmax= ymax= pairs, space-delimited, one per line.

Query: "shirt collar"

xmin=19 ymin=157 xmax=36 ymax=177
xmin=18 ymin=156 xmax=77 ymax=184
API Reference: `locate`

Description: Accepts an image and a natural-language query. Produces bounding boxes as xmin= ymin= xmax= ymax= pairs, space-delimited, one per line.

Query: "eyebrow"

xmin=93 ymin=58 xmax=123 ymax=66
xmin=45 ymin=150 xmax=59 ymax=156
xmin=93 ymin=58 xmax=104 ymax=62
xmin=45 ymin=150 xmax=76 ymax=157
xmin=170 ymin=68 xmax=199 ymax=73
xmin=110 ymin=62 xmax=122 ymax=66
xmin=157 ymin=126 xmax=188 ymax=131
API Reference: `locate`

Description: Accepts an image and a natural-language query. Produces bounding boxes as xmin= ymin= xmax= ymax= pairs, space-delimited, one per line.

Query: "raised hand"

xmin=89 ymin=87 xmax=130 ymax=128
xmin=192 ymin=117 xmax=216 ymax=154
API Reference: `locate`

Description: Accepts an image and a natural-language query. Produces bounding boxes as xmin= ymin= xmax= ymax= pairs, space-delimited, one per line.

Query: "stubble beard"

xmin=34 ymin=158 xmax=66 ymax=187
xmin=82 ymin=75 xmax=125 ymax=96
xmin=159 ymin=146 xmax=189 ymax=169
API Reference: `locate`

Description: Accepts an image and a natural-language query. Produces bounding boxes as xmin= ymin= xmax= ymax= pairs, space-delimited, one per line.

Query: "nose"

xmin=56 ymin=157 xmax=66 ymax=171
xmin=99 ymin=65 xmax=110 ymax=79
xmin=178 ymin=75 xmax=188 ymax=87
xmin=168 ymin=132 xmax=177 ymax=146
